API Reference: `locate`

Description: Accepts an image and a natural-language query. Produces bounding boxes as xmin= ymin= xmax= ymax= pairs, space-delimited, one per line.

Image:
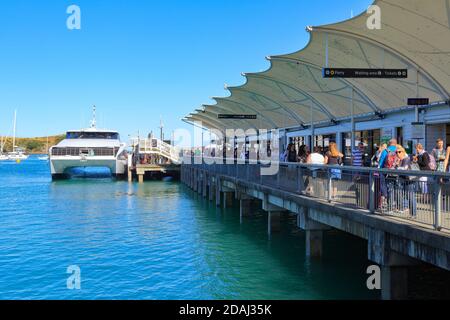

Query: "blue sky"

xmin=0 ymin=0 xmax=372 ymax=139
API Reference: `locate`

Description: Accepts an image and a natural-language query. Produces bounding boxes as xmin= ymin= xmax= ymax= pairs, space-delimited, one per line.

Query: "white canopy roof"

xmin=186 ymin=0 xmax=450 ymax=131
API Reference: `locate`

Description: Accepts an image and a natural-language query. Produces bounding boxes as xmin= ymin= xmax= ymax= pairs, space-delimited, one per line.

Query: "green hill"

xmin=1 ymin=135 xmax=66 ymax=154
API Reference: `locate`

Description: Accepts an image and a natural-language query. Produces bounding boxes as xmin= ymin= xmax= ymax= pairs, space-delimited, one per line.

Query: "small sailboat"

xmin=38 ymin=136 xmax=50 ymax=161
xmin=6 ymin=110 xmax=29 ymax=162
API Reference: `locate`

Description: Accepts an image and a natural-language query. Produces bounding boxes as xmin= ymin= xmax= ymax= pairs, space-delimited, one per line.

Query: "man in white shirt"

xmin=304 ymin=147 xmax=326 ymax=196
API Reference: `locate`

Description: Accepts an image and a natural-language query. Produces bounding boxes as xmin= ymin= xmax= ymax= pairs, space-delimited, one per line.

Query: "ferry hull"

xmin=50 ymin=156 xmax=126 ymax=179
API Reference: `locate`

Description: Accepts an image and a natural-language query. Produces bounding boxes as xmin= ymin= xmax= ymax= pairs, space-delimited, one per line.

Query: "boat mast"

xmin=90 ymin=105 xmax=97 ymax=129
xmin=12 ymin=110 xmax=17 ymax=153
xmin=159 ymin=116 xmax=164 ymax=141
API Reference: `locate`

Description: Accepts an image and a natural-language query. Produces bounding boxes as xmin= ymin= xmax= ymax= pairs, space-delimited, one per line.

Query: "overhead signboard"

xmin=218 ymin=114 xmax=257 ymax=120
xmin=322 ymin=68 xmax=408 ymax=79
xmin=407 ymin=98 xmax=430 ymax=106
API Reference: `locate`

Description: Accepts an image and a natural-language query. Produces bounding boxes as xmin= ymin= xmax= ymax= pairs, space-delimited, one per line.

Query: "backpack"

xmin=428 ymin=152 xmax=437 ymax=171
xmin=384 ymin=149 xmax=398 ymax=169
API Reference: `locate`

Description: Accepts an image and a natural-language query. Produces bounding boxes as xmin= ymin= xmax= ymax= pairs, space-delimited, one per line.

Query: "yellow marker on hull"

xmin=16 ymin=159 xmax=21 ymax=164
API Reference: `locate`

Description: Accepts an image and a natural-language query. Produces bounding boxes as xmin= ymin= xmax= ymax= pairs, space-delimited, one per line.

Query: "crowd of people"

xmin=280 ymin=138 xmax=450 ymax=173
xmin=186 ymin=138 xmax=450 ymax=216
xmin=280 ymin=138 xmax=450 ymax=216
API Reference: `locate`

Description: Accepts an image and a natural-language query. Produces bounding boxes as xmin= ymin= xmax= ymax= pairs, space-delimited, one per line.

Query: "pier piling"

xmin=305 ymin=230 xmax=323 ymax=258
xmin=223 ymin=192 xmax=234 ymax=209
xmin=267 ymin=211 xmax=282 ymax=236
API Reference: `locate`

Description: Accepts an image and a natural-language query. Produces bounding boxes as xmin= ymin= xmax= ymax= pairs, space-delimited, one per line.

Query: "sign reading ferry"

xmin=322 ymin=68 xmax=408 ymax=79
xmin=218 ymin=114 xmax=257 ymax=120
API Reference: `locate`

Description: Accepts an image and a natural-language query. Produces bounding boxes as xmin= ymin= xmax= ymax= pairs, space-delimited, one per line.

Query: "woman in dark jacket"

xmin=413 ymin=143 xmax=430 ymax=195
xmin=287 ymin=144 xmax=298 ymax=163
xmin=298 ymin=145 xmax=309 ymax=164
xmin=414 ymin=143 xmax=431 ymax=171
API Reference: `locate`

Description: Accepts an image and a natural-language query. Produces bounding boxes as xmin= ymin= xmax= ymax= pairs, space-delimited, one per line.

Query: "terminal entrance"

xmin=342 ymin=130 xmax=380 ymax=165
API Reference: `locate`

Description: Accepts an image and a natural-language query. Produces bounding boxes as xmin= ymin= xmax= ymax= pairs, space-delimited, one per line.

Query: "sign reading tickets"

xmin=323 ymin=68 xmax=408 ymax=79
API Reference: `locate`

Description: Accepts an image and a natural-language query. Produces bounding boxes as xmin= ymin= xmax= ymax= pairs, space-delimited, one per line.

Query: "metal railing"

xmin=133 ymin=138 xmax=181 ymax=164
xmin=51 ymin=147 xmax=118 ymax=157
xmin=183 ymin=157 xmax=450 ymax=232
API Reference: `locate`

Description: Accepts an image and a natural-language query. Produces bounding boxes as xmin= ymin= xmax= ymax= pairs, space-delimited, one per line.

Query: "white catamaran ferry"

xmin=49 ymin=107 xmax=127 ymax=179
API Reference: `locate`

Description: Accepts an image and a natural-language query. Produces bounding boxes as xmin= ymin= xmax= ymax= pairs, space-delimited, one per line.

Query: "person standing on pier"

xmin=432 ymin=138 xmax=447 ymax=173
xmin=352 ymin=142 xmax=366 ymax=207
xmin=394 ymin=145 xmax=415 ymax=217
xmin=413 ymin=143 xmax=432 ymax=194
xmin=305 ymin=147 xmax=327 ymax=196
xmin=325 ymin=142 xmax=343 ymax=199
xmin=352 ymin=142 xmax=365 ymax=167
xmin=287 ymin=144 xmax=298 ymax=163
xmin=298 ymin=145 xmax=309 ymax=164
xmin=378 ymin=139 xmax=398 ymax=211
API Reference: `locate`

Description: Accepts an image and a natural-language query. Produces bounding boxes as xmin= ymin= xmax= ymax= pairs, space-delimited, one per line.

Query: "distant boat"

xmin=39 ymin=136 xmax=50 ymax=161
xmin=6 ymin=110 xmax=29 ymax=162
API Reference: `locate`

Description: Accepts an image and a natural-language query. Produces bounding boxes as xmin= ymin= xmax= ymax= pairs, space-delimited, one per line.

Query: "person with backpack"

xmin=413 ymin=143 xmax=432 ymax=171
xmin=379 ymin=139 xmax=398 ymax=169
xmin=378 ymin=139 xmax=398 ymax=210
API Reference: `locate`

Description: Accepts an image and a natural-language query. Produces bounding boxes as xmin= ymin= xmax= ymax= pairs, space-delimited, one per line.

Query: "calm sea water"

xmin=0 ymin=157 xmax=379 ymax=300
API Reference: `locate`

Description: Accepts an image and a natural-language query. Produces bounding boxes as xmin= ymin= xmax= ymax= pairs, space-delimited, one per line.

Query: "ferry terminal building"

xmin=184 ymin=0 xmax=450 ymax=162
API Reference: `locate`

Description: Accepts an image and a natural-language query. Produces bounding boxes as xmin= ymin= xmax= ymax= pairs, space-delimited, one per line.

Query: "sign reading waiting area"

xmin=322 ymin=68 xmax=408 ymax=79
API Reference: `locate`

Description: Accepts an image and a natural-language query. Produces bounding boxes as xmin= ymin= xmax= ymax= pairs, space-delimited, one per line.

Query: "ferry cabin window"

xmin=66 ymin=132 xmax=120 ymax=140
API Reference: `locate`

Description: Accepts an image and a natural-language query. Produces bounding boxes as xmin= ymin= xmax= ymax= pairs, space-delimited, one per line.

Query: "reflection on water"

xmin=65 ymin=167 xmax=113 ymax=179
xmin=0 ymin=157 xmax=379 ymax=300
